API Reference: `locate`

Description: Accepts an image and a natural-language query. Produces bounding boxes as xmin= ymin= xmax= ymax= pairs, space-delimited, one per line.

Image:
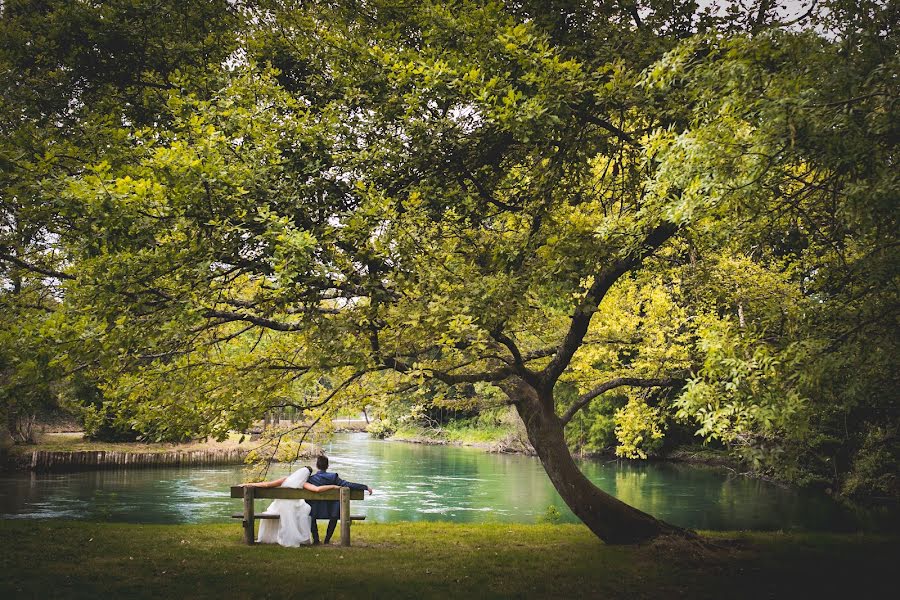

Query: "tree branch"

xmin=627 ymin=2 xmax=643 ymax=29
xmin=202 ymin=309 xmax=305 ymax=332
xmin=380 ymin=356 xmax=514 ymax=386
xmin=491 ymin=329 xmax=524 ymax=365
xmin=581 ymin=113 xmax=636 ymax=146
xmin=521 ymin=347 xmax=557 ymax=362
xmin=540 ymin=222 xmax=678 ymax=388
xmin=0 ymin=253 xmax=75 ymax=280
xmin=218 ymin=297 xmax=344 ymax=315
xmin=559 ymin=377 xmax=685 ymax=426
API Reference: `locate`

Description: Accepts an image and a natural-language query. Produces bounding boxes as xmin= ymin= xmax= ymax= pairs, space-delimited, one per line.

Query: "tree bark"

xmin=504 ymin=377 xmax=688 ymax=544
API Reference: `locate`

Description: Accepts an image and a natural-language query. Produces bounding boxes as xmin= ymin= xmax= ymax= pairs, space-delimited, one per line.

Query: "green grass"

xmin=442 ymin=421 xmax=512 ymax=444
xmin=392 ymin=422 xmax=513 ymax=446
xmin=0 ymin=521 xmax=895 ymax=599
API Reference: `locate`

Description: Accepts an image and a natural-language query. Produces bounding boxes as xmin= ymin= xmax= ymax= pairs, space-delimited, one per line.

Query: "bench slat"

xmin=230 ymin=513 xmax=367 ymax=520
xmin=230 ymin=486 xmax=365 ymax=500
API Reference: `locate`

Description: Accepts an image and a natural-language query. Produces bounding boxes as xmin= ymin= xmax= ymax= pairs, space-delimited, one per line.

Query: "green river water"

xmin=0 ymin=433 xmax=893 ymax=531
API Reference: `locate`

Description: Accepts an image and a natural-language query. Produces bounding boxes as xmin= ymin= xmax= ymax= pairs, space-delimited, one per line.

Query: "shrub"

xmin=539 ymin=504 xmax=563 ymax=524
xmin=366 ymin=419 xmax=396 ymax=439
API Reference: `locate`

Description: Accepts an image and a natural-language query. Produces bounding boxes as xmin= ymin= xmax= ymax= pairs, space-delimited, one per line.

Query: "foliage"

xmin=1 ymin=0 xmax=897 ymax=544
xmin=0 ymin=299 xmax=60 ymax=442
xmin=561 ymin=383 xmax=620 ymax=454
xmin=540 ymin=504 xmax=563 ymax=524
xmin=391 ymin=415 xmax=519 ymax=447
xmin=674 ymin=320 xmax=807 ymax=463
xmin=366 ymin=419 xmax=397 ymax=440
xmin=643 ymin=16 xmax=899 ymax=488
xmin=614 ymin=397 xmax=667 ymax=459
xmin=841 ymin=426 xmax=899 ymax=499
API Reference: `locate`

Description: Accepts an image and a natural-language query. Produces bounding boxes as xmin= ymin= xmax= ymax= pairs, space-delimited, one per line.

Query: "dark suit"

xmin=307 ymin=470 xmax=368 ymax=543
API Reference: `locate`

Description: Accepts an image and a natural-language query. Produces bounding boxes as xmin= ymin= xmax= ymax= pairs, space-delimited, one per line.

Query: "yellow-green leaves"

xmin=615 ymin=397 xmax=667 ymax=459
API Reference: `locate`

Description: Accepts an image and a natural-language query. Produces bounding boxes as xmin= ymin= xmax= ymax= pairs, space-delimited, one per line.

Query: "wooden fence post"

xmin=243 ymin=486 xmax=256 ymax=545
xmin=340 ymin=487 xmax=350 ymax=547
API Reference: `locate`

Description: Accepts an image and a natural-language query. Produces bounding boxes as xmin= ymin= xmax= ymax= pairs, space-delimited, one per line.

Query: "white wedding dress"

xmin=256 ymin=467 xmax=313 ymax=547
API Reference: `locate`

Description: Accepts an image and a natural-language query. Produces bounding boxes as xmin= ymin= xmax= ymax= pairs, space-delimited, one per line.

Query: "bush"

xmin=842 ymin=426 xmax=899 ymax=499
xmin=539 ymin=505 xmax=563 ymax=524
xmin=366 ymin=419 xmax=396 ymax=439
xmin=81 ymin=403 xmax=141 ymax=442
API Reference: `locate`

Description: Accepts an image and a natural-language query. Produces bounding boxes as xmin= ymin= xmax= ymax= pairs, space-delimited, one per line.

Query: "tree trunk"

xmin=505 ymin=378 xmax=688 ymax=544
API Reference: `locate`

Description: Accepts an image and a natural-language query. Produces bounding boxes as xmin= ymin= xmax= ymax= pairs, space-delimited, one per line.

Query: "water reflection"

xmin=0 ymin=433 xmax=894 ymax=532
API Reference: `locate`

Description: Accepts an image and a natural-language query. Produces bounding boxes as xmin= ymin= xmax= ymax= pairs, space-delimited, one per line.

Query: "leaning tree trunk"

xmin=505 ymin=378 xmax=688 ymax=544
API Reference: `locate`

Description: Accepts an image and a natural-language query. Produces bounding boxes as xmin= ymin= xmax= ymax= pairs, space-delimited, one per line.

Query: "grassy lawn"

xmin=0 ymin=521 xmax=895 ymax=599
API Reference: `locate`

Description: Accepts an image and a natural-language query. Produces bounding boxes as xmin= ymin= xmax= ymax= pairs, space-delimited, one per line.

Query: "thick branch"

xmin=581 ymin=114 xmax=636 ymax=146
xmin=218 ymin=297 xmax=344 ymax=315
xmin=626 ymin=2 xmax=643 ymax=28
xmin=540 ymin=222 xmax=678 ymax=388
xmin=0 ymin=253 xmax=75 ymax=280
xmin=491 ymin=329 xmax=524 ymax=365
xmin=461 ymin=169 xmax=523 ymax=212
xmin=560 ymin=377 xmax=685 ymax=426
xmin=776 ymin=0 xmax=818 ymax=28
xmin=752 ymin=0 xmax=775 ymax=32
xmin=380 ymin=356 xmax=514 ymax=386
xmin=202 ymin=309 xmax=305 ymax=332
xmin=521 ymin=347 xmax=557 ymax=362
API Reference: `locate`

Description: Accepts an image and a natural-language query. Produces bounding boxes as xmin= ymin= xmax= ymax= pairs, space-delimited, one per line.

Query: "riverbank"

xmin=387 ymin=423 xmax=536 ymax=455
xmin=386 ymin=425 xmax=741 ymax=471
xmin=5 ymin=431 xmax=250 ymax=455
xmin=0 ymin=521 xmax=894 ymax=599
xmin=0 ymin=428 xmax=765 ymax=492
xmin=1 ymin=432 xmax=319 ymax=471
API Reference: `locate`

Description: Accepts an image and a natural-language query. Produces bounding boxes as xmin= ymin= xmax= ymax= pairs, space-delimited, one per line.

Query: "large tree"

xmin=1 ymin=0 xmax=896 ymax=543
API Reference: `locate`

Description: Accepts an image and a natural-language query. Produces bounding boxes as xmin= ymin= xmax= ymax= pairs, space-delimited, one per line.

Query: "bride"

xmin=241 ymin=466 xmax=340 ymax=547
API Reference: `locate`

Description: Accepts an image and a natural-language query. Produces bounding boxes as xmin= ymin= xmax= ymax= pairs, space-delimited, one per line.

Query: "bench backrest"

xmin=229 ymin=486 xmax=365 ymax=500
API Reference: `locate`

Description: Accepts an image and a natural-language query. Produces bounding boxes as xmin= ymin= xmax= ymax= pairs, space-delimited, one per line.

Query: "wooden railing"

xmin=29 ymin=449 xmax=247 ymax=471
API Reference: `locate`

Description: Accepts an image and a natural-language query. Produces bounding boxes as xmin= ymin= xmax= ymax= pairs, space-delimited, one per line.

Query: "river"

xmin=0 ymin=433 xmax=893 ymax=531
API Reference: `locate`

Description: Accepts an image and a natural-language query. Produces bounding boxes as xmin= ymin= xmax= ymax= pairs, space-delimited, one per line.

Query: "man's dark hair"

xmin=316 ymin=455 xmax=329 ymax=471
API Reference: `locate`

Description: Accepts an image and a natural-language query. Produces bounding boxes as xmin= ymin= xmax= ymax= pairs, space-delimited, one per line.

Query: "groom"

xmin=307 ymin=455 xmax=373 ymax=544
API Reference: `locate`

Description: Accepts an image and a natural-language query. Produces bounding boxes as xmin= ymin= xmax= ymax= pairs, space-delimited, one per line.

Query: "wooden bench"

xmin=230 ymin=486 xmax=366 ymax=546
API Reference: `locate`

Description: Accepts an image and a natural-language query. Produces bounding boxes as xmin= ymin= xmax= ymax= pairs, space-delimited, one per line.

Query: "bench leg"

xmin=243 ymin=487 xmax=256 ymax=545
xmin=340 ymin=487 xmax=350 ymax=547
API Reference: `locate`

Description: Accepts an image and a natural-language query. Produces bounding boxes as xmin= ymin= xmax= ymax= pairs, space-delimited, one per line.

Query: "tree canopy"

xmin=1 ymin=0 xmax=896 ymax=542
